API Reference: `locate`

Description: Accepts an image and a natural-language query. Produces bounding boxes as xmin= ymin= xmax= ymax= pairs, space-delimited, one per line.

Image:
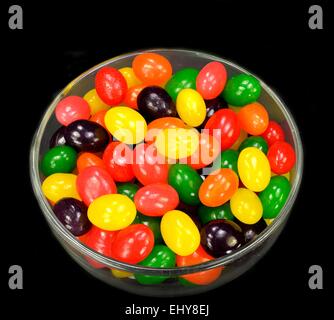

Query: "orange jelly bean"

xmin=238 ymin=102 xmax=269 ymax=135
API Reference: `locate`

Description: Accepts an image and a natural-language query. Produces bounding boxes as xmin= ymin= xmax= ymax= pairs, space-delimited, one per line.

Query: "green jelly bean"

xmin=198 ymin=203 xmax=234 ymax=225
xmin=222 ymin=74 xmax=261 ymax=106
xmin=132 ymin=213 xmax=141 ymax=224
xmin=165 ymin=68 xmax=199 ymax=101
xmin=168 ymin=164 xmax=202 ymax=205
xmin=220 ymin=149 xmax=239 ymax=174
xmin=117 ymin=183 xmax=139 ymax=201
xmin=259 ymin=176 xmax=291 ymax=219
xmin=239 ymin=136 xmax=268 ymax=154
xmin=41 ymin=145 xmax=77 ymax=176
xmin=135 ymin=245 xmax=176 ymax=285
xmin=178 ymin=277 xmax=198 ymax=287
xmin=137 ymin=213 xmax=163 ymax=243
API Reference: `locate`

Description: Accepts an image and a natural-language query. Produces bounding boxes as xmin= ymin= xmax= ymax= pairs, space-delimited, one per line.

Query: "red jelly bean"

xmin=134 ymin=183 xmax=179 ymax=217
xmin=261 ymin=120 xmax=285 ymax=146
xmin=90 ymin=110 xmax=108 ymax=130
xmin=76 ymin=166 xmax=117 ymax=206
xmin=95 ymin=67 xmax=127 ymax=106
xmin=267 ymin=141 xmax=296 ymax=174
xmin=123 ymin=84 xmax=147 ymax=109
xmin=77 ymin=152 xmax=106 ymax=173
xmin=110 ymin=224 xmax=154 ymax=264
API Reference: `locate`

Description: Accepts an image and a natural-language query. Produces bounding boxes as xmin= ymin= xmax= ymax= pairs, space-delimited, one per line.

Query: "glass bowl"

xmin=30 ymin=49 xmax=303 ymax=297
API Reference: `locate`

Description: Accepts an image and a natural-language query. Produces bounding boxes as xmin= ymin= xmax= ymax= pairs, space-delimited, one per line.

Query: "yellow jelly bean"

xmin=176 ymin=88 xmax=206 ymax=127
xmin=119 ymin=67 xmax=141 ymax=88
xmin=155 ymin=127 xmax=199 ymax=160
xmin=111 ymin=269 xmax=133 ymax=278
xmin=230 ymin=188 xmax=263 ymax=224
xmin=88 ymin=194 xmax=136 ymax=231
xmin=83 ymin=88 xmax=110 ymax=115
xmin=104 ymin=106 xmax=147 ymax=144
xmin=238 ymin=147 xmax=271 ymax=192
xmin=271 ymin=171 xmax=290 ymax=181
xmin=42 ymin=173 xmax=81 ymax=203
xmin=231 ymin=129 xmax=248 ymax=150
xmin=161 ymin=210 xmax=200 ymax=256
xmin=265 ymin=219 xmax=274 ymax=226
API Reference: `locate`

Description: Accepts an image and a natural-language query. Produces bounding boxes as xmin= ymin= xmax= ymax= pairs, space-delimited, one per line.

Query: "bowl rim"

xmin=29 ymin=48 xmax=303 ymax=276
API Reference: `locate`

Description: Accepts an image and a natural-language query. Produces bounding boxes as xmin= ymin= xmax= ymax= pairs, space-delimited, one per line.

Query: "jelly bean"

xmin=176 ymin=88 xmax=206 ymax=127
xmin=168 ymin=164 xmax=203 ymax=205
xmin=137 ymin=213 xmax=163 ymax=243
xmin=41 ymin=145 xmax=77 ymax=176
xmin=95 ymin=67 xmax=127 ymax=106
xmin=231 ymin=129 xmax=248 ymax=150
xmin=55 ymin=96 xmax=91 ymax=126
xmin=145 ymin=117 xmax=186 ymax=143
xmin=237 ymin=219 xmax=267 ymax=242
xmin=155 ymin=127 xmax=199 ymax=160
xmin=239 ymin=136 xmax=268 ymax=154
xmin=42 ymin=173 xmax=80 ymax=203
xmin=79 ymin=226 xmax=118 ymax=268
xmin=238 ymin=102 xmax=269 ymax=135
xmin=201 ymin=97 xmax=227 ymax=128
xmin=65 ymin=120 xmax=110 ymax=152
xmin=176 ymin=245 xmax=222 ymax=285
xmin=230 ymin=188 xmax=263 ymax=224
xmin=90 ymin=110 xmax=108 ymax=129
xmin=132 ymin=143 xmax=169 ymax=185
xmin=88 ymin=194 xmax=136 ymax=231
xmin=261 ymin=120 xmax=285 ymax=146
xmin=259 ymin=176 xmax=291 ymax=219
xmin=185 ymin=133 xmax=220 ymax=170
xmin=204 ymin=109 xmax=240 ymax=150
xmin=53 ymin=198 xmax=91 ymax=236
xmin=199 ymin=168 xmax=238 ymax=207
xmin=222 ymin=74 xmax=261 ymax=106
xmin=119 ymin=67 xmax=141 ymax=88
xmin=132 ymin=52 xmax=172 ymax=86
xmin=238 ymin=147 xmax=271 ymax=192
xmin=178 ymin=277 xmax=198 ymax=287
xmin=104 ymin=106 xmax=147 ymax=144
xmin=200 ymin=219 xmax=243 ymax=257
xmin=138 ymin=86 xmax=177 ymax=120
xmin=134 ymin=183 xmax=179 ymax=217
xmin=103 ymin=142 xmax=135 ymax=182
xmin=267 ymin=141 xmax=296 ymax=174
xmin=83 ymin=88 xmax=110 ymax=115
xmin=135 ymin=245 xmax=176 ymax=285
xmin=49 ymin=126 xmax=67 ymax=148
xmin=111 ymin=269 xmax=133 ymax=279
xmin=110 ymin=224 xmax=154 ymax=264
xmin=271 ymin=171 xmax=290 ymax=181
xmin=77 ymin=152 xmax=106 ymax=173
xmin=161 ymin=210 xmax=200 ymax=256
xmin=123 ymin=84 xmax=146 ymax=109
xmin=196 ymin=62 xmax=227 ymax=100
xmin=265 ymin=219 xmax=274 ymax=225
xmin=165 ymin=68 xmax=199 ymax=101
xmin=76 ymin=166 xmax=117 ymax=206
xmin=198 ymin=203 xmax=234 ymax=225
xmin=219 ymin=149 xmax=239 ymax=174
xmin=117 ymin=183 xmax=139 ymax=201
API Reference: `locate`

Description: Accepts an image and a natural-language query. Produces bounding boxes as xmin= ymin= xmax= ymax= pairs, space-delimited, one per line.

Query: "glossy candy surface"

xmin=49 ymin=126 xmax=67 ymax=148
xmin=137 ymin=86 xmax=177 ymax=120
xmin=55 ymin=96 xmax=91 ymax=126
xmin=239 ymin=136 xmax=268 ymax=154
xmin=110 ymin=224 xmax=154 ymax=264
xmin=199 ymin=168 xmax=239 ymax=207
xmin=41 ymin=145 xmax=77 ymax=176
xmin=123 ymin=84 xmax=146 ymax=109
xmin=238 ymin=102 xmax=269 ymax=135
xmin=238 ymin=147 xmax=271 ymax=192
xmin=88 ymin=194 xmax=136 ymax=231
xmin=53 ymin=198 xmax=91 ymax=236
xmin=90 ymin=110 xmax=108 ymax=129
xmin=117 ymin=183 xmax=139 ymax=201
xmin=161 ymin=210 xmax=200 ymax=256
xmin=196 ymin=62 xmax=227 ymax=100
xmin=76 ymin=166 xmax=117 ymax=206
xmin=261 ymin=120 xmax=285 ymax=146
xmin=165 ymin=68 xmax=199 ymax=101
xmin=168 ymin=164 xmax=202 ymax=205
xmin=65 ymin=120 xmax=110 ymax=152
xmin=222 ymin=74 xmax=261 ymax=106
xmin=83 ymin=88 xmax=110 ymax=115
xmin=200 ymin=219 xmax=243 ymax=257
xmin=259 ymin=176 xmax=291 ymax=219
xmin=198 ymin=203 xmax=234 ymax=225
xmin=104 ymin=107 xmax=147 ymax=145
xmin=201 ymin=97 xmax=227 ymax=127
xmin=95 ymin=67 xmax=127 ymax=106
xmin=119 ymin=67 xmax=141 ymax=88
xmin=267 ymin=141 xmax=296 ymax=174
xmin=77 ymin=152 xmax=106 ymax=173
xmin=238 ymin=219 xmax=267 ymax=242
xmin=137 ymin=213 xmax=163 ymax=243
xmin=219 ymin=149 xmax=239 ymax=174
xmin=134 ymin=183 xmax=179 ymax=216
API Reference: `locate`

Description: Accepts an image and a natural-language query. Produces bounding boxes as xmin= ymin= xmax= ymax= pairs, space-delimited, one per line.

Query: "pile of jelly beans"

xmin=40 ymin=52 xmax=296 ymax=286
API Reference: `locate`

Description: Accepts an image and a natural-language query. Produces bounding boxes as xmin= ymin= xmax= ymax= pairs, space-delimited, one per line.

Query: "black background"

xmin=2 ymin=0 xmax=332 ymax=318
